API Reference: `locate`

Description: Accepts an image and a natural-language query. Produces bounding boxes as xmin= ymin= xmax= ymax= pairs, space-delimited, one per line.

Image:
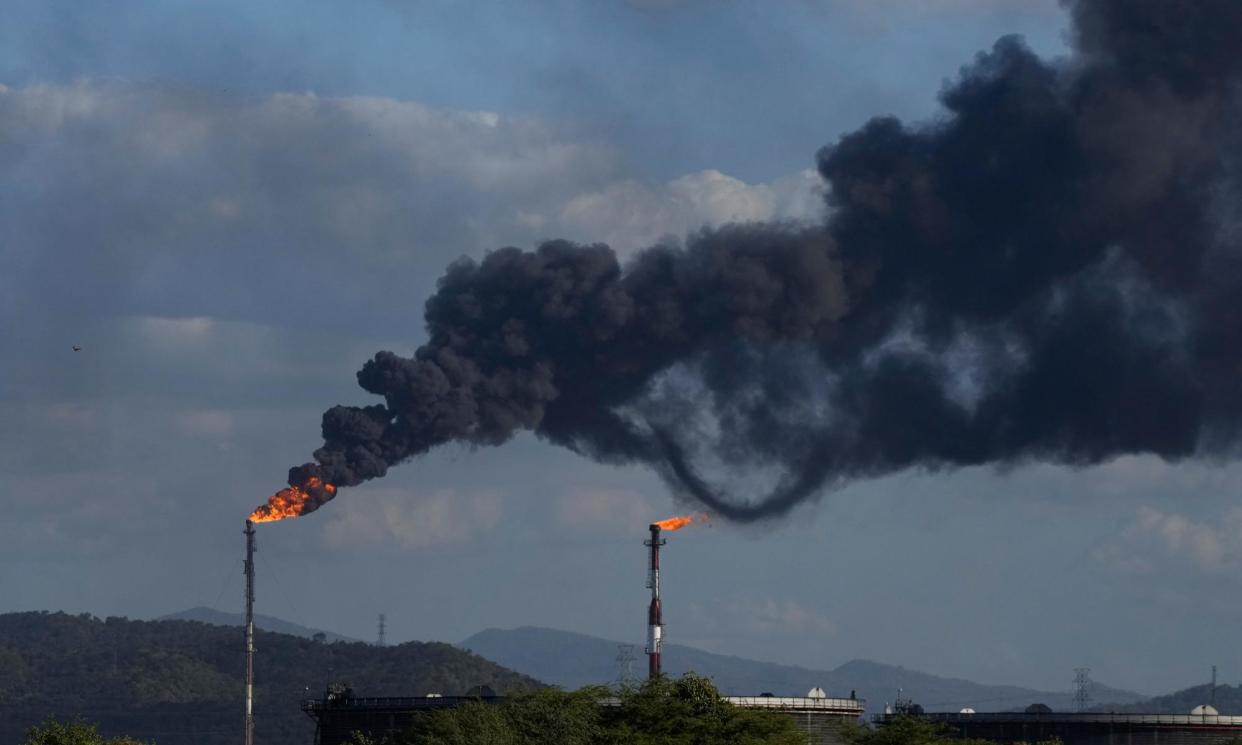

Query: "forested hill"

xmin=157 ymin=606 xmax=359 ymax=643
xmin=1096 ymin=683 xmax=1242 ymax=714
xmin=460 ymin=626 xmax=1147 ymax=714
xmin=0 ymin=611 xmax=541 ymax=745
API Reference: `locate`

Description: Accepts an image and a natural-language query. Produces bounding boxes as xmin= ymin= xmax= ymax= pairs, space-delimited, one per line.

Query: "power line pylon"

xmin=615 ymin=644 xmax=637 ymax=687
xmin=1073 ymin=668 xmax=1092 ymax=712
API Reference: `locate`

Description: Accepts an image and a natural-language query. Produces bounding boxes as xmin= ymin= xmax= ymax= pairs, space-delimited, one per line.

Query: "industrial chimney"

xmin=244 ymin=520 xmax=256 ymax=745
xmin=644 ymin=523 xmax=665 ymax=680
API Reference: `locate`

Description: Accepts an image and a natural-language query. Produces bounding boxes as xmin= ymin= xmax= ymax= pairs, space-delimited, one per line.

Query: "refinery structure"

xmin=882 ymin=708 xmax=1242 ymax=745
xmin=243 ymin=505 xmax=1242 ymax=745
xmin=246 ymin=509 xmax=868 ymax=745
xmin=296 ymin=515 xmax=863 ymax=745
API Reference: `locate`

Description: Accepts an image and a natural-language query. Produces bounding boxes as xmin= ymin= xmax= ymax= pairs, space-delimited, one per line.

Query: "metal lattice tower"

xmin=615 ymin=644 xmax=637 ymax=687
xmin=377 ymin=614 xmax=387 ymax=647
xmin=1073 ymin=668 xmax=1092 ymax=712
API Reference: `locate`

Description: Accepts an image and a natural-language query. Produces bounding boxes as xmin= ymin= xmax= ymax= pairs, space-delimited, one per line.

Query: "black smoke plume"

xmin=289 ymin=0 xmax=1242 ymax=521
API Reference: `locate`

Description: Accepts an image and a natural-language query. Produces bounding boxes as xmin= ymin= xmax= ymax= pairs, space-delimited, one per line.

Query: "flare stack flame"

xmin=653 ymin=512 xmax=710 ymax=532
xmin=247 ymin=476 xmax=337 ymax=523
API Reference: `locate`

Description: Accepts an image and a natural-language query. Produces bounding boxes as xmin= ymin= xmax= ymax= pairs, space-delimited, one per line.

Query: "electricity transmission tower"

xmin=377 ymin=613 xmax=387 ymax=647
xmin=1073 ymin=668 xmax=1092 ymax=712
xmin=615 ymin=644 xmax=637 ymax=687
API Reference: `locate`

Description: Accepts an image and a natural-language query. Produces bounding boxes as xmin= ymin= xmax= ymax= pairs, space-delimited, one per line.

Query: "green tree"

xmin=369 ymin=675 xmax=807 ymax=745
xmin=843 ymin=716 xmax=1061 ymax=745
xmin=404 ymin=701 xmax=514 ymax=745
xmin=601 ymin=674 xmax=809 ymax=745
xmin=504 ymin=687 xmax=603 ymax=745
xmin=377 ymin=687 xmax=603 ymax=745
xmin=22 ymin=719 xmax=148 ymax=745
xmin=845 ymin=717 xmax=955 ymax=745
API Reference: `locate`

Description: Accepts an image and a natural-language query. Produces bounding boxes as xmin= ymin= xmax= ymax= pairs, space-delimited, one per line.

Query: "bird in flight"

xmin=72 ymin=345 xmax=81 ymax=352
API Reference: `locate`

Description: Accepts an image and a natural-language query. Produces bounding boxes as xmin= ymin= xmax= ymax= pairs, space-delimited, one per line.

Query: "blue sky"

xmin=6 ymin=0 xmax=1241 ymax=699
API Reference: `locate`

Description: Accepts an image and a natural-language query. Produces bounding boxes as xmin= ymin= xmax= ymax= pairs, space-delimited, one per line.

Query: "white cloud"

xmin=1092 ymin=506 xmax=1242 ymax=575
xmin=689 ymin=594 xmax=835 ymax=639
xmin=0 ymin=470 xmax=161 ymax=559
xmin=836 ymin=0 xmax=1061 ymax=26
xmin=734 ymin=596 xmax=837 ymax=638
xmin=321 ymin=487 xmax=503 ymax=552
xmin=0 ymin=81 xmax=825 ymax=336
xmin=555 ymin=488 xmax=655 ymax=533
xmin=42 ymin=401 xmax=97 ymax=428
xmin=555 ymin=168 xmax=824 ymax=256
xmin=624 ymin=0 xmax=693 ymax=9
xmin=136 ymin=316 xmax=218 ymax=344
xmin=178 ymin=409 xmax=235 ymax=438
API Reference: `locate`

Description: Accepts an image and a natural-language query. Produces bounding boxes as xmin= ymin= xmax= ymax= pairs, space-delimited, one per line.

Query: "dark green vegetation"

xmin=1096 ymin=683 xmax=1242 ymax=715
xmin=842 ymin=717 xmax=1057 ymax=745
xmin=844 ymin=716 xmax=993 ymax=745
xmin=20 ymin=719 xmax=148 ymax=745
xmin=460 ymin=627 xmax=1146 ymax=713
xmin=158 ymin=606 xmax=359 ymax=643
xmin=348 ymin=675 xmax=811 ymax=745
xmin=0 ymin=612 xmax=539 ymax=745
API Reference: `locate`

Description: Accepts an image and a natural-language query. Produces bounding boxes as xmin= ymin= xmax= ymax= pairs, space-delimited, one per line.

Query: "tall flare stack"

xmin=644 ymin=523 xmax=665 ymax=680
xmin=243 ymin=520 xmax=256 ymax=745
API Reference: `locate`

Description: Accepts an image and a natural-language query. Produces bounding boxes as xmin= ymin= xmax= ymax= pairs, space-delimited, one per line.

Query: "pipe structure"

xmin=244 ymin=520 xmax=256 ymax=745
xmin=644 ymin=524 xmax=665 ymax=680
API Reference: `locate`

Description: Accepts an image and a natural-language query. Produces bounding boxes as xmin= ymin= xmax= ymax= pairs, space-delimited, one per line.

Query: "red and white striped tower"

xmin=644 ymin=523 xmax=665 ymax=680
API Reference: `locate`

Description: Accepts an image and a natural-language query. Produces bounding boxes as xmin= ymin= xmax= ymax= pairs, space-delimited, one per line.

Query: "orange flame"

xmin=652 ymin=512 xmax=710 ymax=532
xmin=248 ymin=476 xmax=337 ymax=524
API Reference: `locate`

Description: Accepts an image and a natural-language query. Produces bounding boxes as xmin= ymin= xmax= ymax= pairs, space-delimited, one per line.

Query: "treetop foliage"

xmin=352 ymin=674 xmax=813 ymax=745
xmin=843 ymin=715 xmax=1065 ymax=745
xmin=22 ymin=719 xmax=149 ymax=745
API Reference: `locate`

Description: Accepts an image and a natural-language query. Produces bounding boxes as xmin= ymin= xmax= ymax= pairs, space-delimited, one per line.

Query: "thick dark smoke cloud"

xmin=290 ymin=0 xmax=1242 ymax=520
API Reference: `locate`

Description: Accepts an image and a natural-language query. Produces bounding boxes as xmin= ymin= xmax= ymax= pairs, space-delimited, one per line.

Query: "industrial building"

xmin=303 ymin=687 xmax=503 ymax=745
xmin=726 ymin=692 xmax=864 ymax=745
xmin=303 ymin=687 xmax=864 ymax=745
xmin=879 ymin=707 xmax=1242 ymax=745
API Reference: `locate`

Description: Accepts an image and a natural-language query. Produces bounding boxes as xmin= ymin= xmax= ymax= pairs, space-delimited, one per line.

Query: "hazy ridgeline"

xmin=0 ymin=612 xmax=538 ymax=745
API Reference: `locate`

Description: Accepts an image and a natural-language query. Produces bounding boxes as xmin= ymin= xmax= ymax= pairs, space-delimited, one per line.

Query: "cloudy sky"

xmin=3 ymin=0 xmax=1238 ymax=698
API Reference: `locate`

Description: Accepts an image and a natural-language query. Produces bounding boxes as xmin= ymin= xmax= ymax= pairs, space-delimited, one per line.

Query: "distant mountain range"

xmin=1098 ymin=682 xmax=1241 ymax=715
xmin=144 ymin=611 xmax=1176 ymax=715
xmin=1 ymin=606 xmax=1228 ymax=745
xmin=157 ymin=606 xmax=360 ymax=643
xmin=458 ymin=626 xmax=1148 ymax=714
xmin=0 ymin=611 xmax=537 ymax=745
